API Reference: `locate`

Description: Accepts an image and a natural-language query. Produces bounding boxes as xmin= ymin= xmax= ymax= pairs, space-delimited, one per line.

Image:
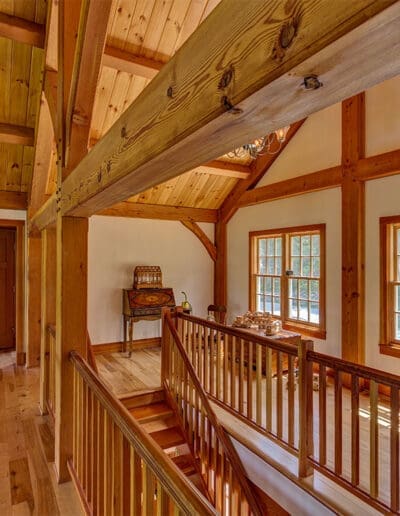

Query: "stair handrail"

xmin=70 ymin=350 xmax=216 ymax=516
xmin=162 ymin=310 xmax=264 ymax=516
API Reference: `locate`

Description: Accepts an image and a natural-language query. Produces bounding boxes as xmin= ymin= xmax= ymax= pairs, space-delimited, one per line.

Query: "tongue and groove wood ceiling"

xmin=0 ymin=0 xmax=261 ymax=212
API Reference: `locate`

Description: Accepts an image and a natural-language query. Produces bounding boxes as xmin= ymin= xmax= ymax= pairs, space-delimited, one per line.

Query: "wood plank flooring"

xmin=0 ymin=351 xmax=83 ymax=516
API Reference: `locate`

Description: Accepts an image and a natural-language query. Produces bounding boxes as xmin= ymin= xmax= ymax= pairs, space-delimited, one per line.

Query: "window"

xmin=250 ymin=224 xmax=326 ymax=338
xmin=380 ymin=216 xmax=400 ymax=357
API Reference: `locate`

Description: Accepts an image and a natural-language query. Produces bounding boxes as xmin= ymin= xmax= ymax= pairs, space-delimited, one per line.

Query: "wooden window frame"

xmin=380 ymin=215 xmax=400 ymax=358
xmin=249 ymin=224 xmax=326 ymax=339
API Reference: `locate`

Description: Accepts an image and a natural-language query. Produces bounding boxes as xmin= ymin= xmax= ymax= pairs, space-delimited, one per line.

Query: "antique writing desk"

xmin=122 ymin=288 xmax=175 ymax=354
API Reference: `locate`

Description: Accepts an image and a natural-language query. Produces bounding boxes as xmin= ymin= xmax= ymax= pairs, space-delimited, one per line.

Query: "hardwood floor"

xmin=0 ymin=351 xmax=83 ymax=515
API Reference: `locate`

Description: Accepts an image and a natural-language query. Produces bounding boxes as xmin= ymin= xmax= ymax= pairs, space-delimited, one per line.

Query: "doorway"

xmin=0 ymin=227 xmax=16 ymax=349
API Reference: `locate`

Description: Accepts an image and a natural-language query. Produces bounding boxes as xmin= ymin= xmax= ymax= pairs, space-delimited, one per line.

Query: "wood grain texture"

xmin=0 ymin=123 xmax=34 ymax=146
xmin=0 ymin=190 xmax=27 ymax=209
xmin=103 ymin=45 xmax=163 ymax=79
xmin=9 ymin=457 xmax=34 ymax=511
xmin=59 ymin=0 xmax=400 ymax=218
xmin=0 ymin=12 xmax=44 ymax=48
xmin=27 ymin=235 xmax=41 ymax=368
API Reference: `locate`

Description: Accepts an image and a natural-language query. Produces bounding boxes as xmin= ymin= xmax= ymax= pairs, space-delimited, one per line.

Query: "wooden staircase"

xmin=123 ymin=390 xmax=209 ymax=499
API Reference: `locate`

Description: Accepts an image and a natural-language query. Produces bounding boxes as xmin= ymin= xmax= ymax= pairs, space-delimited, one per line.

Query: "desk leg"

xmin=128 ymin=319 xmax=133 ymax=357
xmin=123 ymin=316 xmax=127 ymax=353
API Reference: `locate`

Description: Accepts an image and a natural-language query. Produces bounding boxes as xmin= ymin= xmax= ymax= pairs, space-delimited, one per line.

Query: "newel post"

xmin=298 ymin=339 xmax=314 ymax=478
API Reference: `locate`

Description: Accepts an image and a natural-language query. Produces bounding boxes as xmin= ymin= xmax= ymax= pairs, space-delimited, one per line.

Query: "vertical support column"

xmin=27 ymin=234 xmax=42 ymax=367
xmin=341 ymin=94 xmax=365 ymax=364
xmin=54 ymin=216 xmax=88 ymax=482
xmin=214 ymin=220 xmax=227 ymax=307
xmin=39 ymin=228 xmax=56 ymax=414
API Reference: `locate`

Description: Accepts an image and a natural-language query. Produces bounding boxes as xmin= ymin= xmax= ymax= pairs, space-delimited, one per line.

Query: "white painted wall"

xmin=228 ymin=189 xmax=342 ymax=356
xmin=88 ymin=216 xmax=214 ymax=344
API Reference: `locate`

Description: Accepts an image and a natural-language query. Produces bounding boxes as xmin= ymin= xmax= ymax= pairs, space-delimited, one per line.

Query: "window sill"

xmin=282 ymin=322 xmax=326 ymax=340
xmin=379 ymin=343 xmax=400 ymax=358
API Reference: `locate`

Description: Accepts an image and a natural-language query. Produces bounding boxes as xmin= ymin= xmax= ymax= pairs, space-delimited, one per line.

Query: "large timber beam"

xmin=180 ymin=220 xmax=217 ymax=261
xmin=103 ymin=45 xmax=163 ymax=79
xmin=56 ymin=0 xmax=400 ymax=219
xmin=0 ymin=12 xmax=45 ymax=48
xmin=0 ymin=191 xmax=27 ymax=210
xmin=0 ymin=123 xmax=34 ymax=146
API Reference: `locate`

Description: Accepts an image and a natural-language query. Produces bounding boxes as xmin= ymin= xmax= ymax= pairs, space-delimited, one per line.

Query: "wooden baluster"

xmin=223 ymin=335 xmax=229 ymax=404
xmin=200 ymin=404 xmax=206 ymax=473
xmin=222 ymin=454 xmax=227 ymax=516
xmin=86 ymin=388 xmax=93 ymax=506
xmin=217 ymin=332 xmax=222 ymax=400
xmin=351 ymin=375 xmax=360 ymax=486
xmin=113 ymin=424 xmax=123 ymax=515
xmin=91 ymin=396 xmax=98 ymax=515
xmin=230 ymin=336 xmax=236 ymax=410
xmin=131 ymin=449 xmax=142 ymax=515
xmin=210 ymin=328 xmax=215 ymax=397
xmin=298 ymin=340 xmax=314 ymax=478
xmin=287 ymin=354 xmax=295 ymax=447
xmin=104 ymin=413 xmax=113 ymax=515
xmin=276 ymin=351 xmax=283 ymax=438
xmin=143 ymin=463 xmax=155 ymax=516
xmin=370 ymin=379 xmax=379 ymax=499
xmin=239 ymin=339 xmax=244 ymax=415
xmin=247 ymin=341 xmax=253 ymax=421
xmin=157 ymin=480 xmax=170 ymax=516
xmin=78 ymin=375 xmax=84 ymax=483
xmin=334 ymin=370 xmax=343 ymax=476
xmin=318 ymin=364 xmax=327 ymax=465
xmin=192 ymin=323 xmax=197 ymax=375
xmin=207 ymin=417 xmax=212 ymax=491
xmin=204 ymin=326 xmax=209 ymax=392
xmin=97 ymin=405 xmax=105 ymax=516
xmin=72 ymin=367 xmax=77 ymax=471
xmin=265 ymin=347 xmax=272 ymax=432
xmin=188 ymin=376 xmax=194 ymax=446
xmin=218 ymin=447 xmax=225 ymax=514
xmin=256 ymin=344 xmax=262 ymax=425
xmin=390 ymin=386 xmax=399 ymax=513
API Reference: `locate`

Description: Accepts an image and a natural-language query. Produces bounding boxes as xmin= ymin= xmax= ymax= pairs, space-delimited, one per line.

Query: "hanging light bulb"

xmin=227 ymin=125 xmax=290 ymax=160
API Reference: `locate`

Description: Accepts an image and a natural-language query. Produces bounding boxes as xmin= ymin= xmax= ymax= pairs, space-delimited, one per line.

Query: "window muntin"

xmin=250 ymin=225 xmax=325 ymax=337
xmin=393 ymin=225 xmax=400 ymax=341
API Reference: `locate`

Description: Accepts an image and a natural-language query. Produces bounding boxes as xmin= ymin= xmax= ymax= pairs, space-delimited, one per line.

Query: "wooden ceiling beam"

xmin=56 ymin=0 xmax=400 ymax=220
xmin=0 ymin=190 xmax=28 ymax=210
xmin=180 ymin=220 xmax=217 ymax=261
xmin=239 ymin=165 xmax=343 ymax=207
xmin=65 ymin=0 xmax=112 ymax=174
xmin=219 ymin=120 xmax=305 ymax=223
xmin=355 ymin=148 xmax=400 ymax=181
xmin=0 ymin=123 xmax=34 ymax=146
xmin=203 ymin=160 xmax=250 ymax=179
xmin=97 ymin=201 xmax=217 ymax=223
xmin=103 ymin=45 xmax=163 ymax=80
xmin=0 ymin=12 xmax=45 ymax=48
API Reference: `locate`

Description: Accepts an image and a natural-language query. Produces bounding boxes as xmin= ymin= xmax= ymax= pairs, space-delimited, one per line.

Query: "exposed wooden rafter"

xmin=98 ymin=201 xmax=217 ymax=223
xmin=219 ymin=120 xmax=306 ymax=223
xmin=0 ymin=190 xmax=28 ymax=210
xmin=0 ymin=12 xmax=45 ymax=48
xmin=355 ymin=148 xmax=400 ymax=181
xmin=0 ymin=123 xmax=34 ymax=146
xmin=180 ymin=220 xmax=217 ymax=261
xmin=102 ymin=45 xmax=163 ymax=79
xmin=203 ymin=160 xmax=250 ymax=179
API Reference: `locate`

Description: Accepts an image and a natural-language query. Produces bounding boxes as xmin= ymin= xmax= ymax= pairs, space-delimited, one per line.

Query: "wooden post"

xmin=298 ymin=339 xmax=314 ymax=478
xmin=39 ymin=228 xmax=56 ymax=414
xmin=341 ymin=94 xmax=365 ymax=364
xmin=27 ymin=234 xmax=42 ymax=367
xmin=54 ymin=216 xmax=88 ymax=482
xmin=214 ymin=220 xmax=227 ymax=307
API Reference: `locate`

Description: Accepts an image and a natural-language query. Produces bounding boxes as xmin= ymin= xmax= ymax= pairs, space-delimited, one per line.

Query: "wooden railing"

xmin=46 ymin=324 xmax=56 ymax=418
xmin=162 ymin=310 xmax=264 ymax=516
xmin=70 ymin=350 xmax=216 ymax=516
xmin=172 ymin=312 xmax=400 ymax=514
xmin=307 ymin=351 xmax=400 ymax=513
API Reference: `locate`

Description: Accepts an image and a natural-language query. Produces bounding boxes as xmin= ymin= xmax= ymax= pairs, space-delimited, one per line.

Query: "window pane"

xmin=267 ymin=258 xmax=275 ymax=274
xmin=289 ymin=299 xmax=298 ymax=319
xmin=301 ymin=236 xmax=311 ymax=256
xmin=310 ymin=302 xmax=320 ymax=324
xmin=312 ymin=257 xmax=320 ymax=278
xmin=291 ymin=257 xmax=300 ymax=276
xmin=299 ymin=300 xmax=309 ymax=321
xmin=273 ymin=277 xmax=281 ymax=295
xmin=273 ymin=296 xmax=281 ymax=316
xmin=289 ymin=279 xmax=298 ymax=297
xmin=397 ymin=256 xmax=400 ymax=281
xmin=257 ymin=276 xmax=263 ymax=294
xmin=301 ymin=257 xmax=311 ymax=276
xmin=299 ymin=279 xmax=308 ymax=300
xmin=397 ymin=228 xmax=400 ymax=255
xmin=265 ymin=277 xmax=272 ymax=295
xmin=275 ymin=237 xmax=282 ymax=256
xmin=396 ymin=313 xmax=400 ymax=340
xmin=259 ymin=239 xmax=267 ymax=256
xmin=311 ymin=235 xmax=320 ymax=256
xmin=310 ymin=280 xmax=319 ymax=301
xmin=267 ymin=238 xmax=275 ymax=256
xmin=265 ymin=296 xmax=272 ymax=313
xmin=256 ymin=295 xmax=263 ymax=312
xmin=396 ymin=285 xmax=400 ymax=311
xmin=276 ymin=257 xmax=282 ymax=275
xmin=259 ymin=256 xmax=267 ymax=274
xmin=291 ymin=236 xmax=300 ymax=256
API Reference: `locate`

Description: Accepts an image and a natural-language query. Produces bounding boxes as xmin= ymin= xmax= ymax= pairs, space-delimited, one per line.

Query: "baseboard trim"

xmin=92 ymin=337 xmax=161 ymax=354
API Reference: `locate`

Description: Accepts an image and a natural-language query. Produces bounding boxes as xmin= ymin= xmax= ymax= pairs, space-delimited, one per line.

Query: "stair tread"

xmin=187 ymin=472 xmax=207 ymax=496
xmin=149 ymin=426 xmax=186 ymax=449
xmin=130 ymin=402 xmax=173 ymax=422
xmin=171 ymin=453 xmax=197 ymax=475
